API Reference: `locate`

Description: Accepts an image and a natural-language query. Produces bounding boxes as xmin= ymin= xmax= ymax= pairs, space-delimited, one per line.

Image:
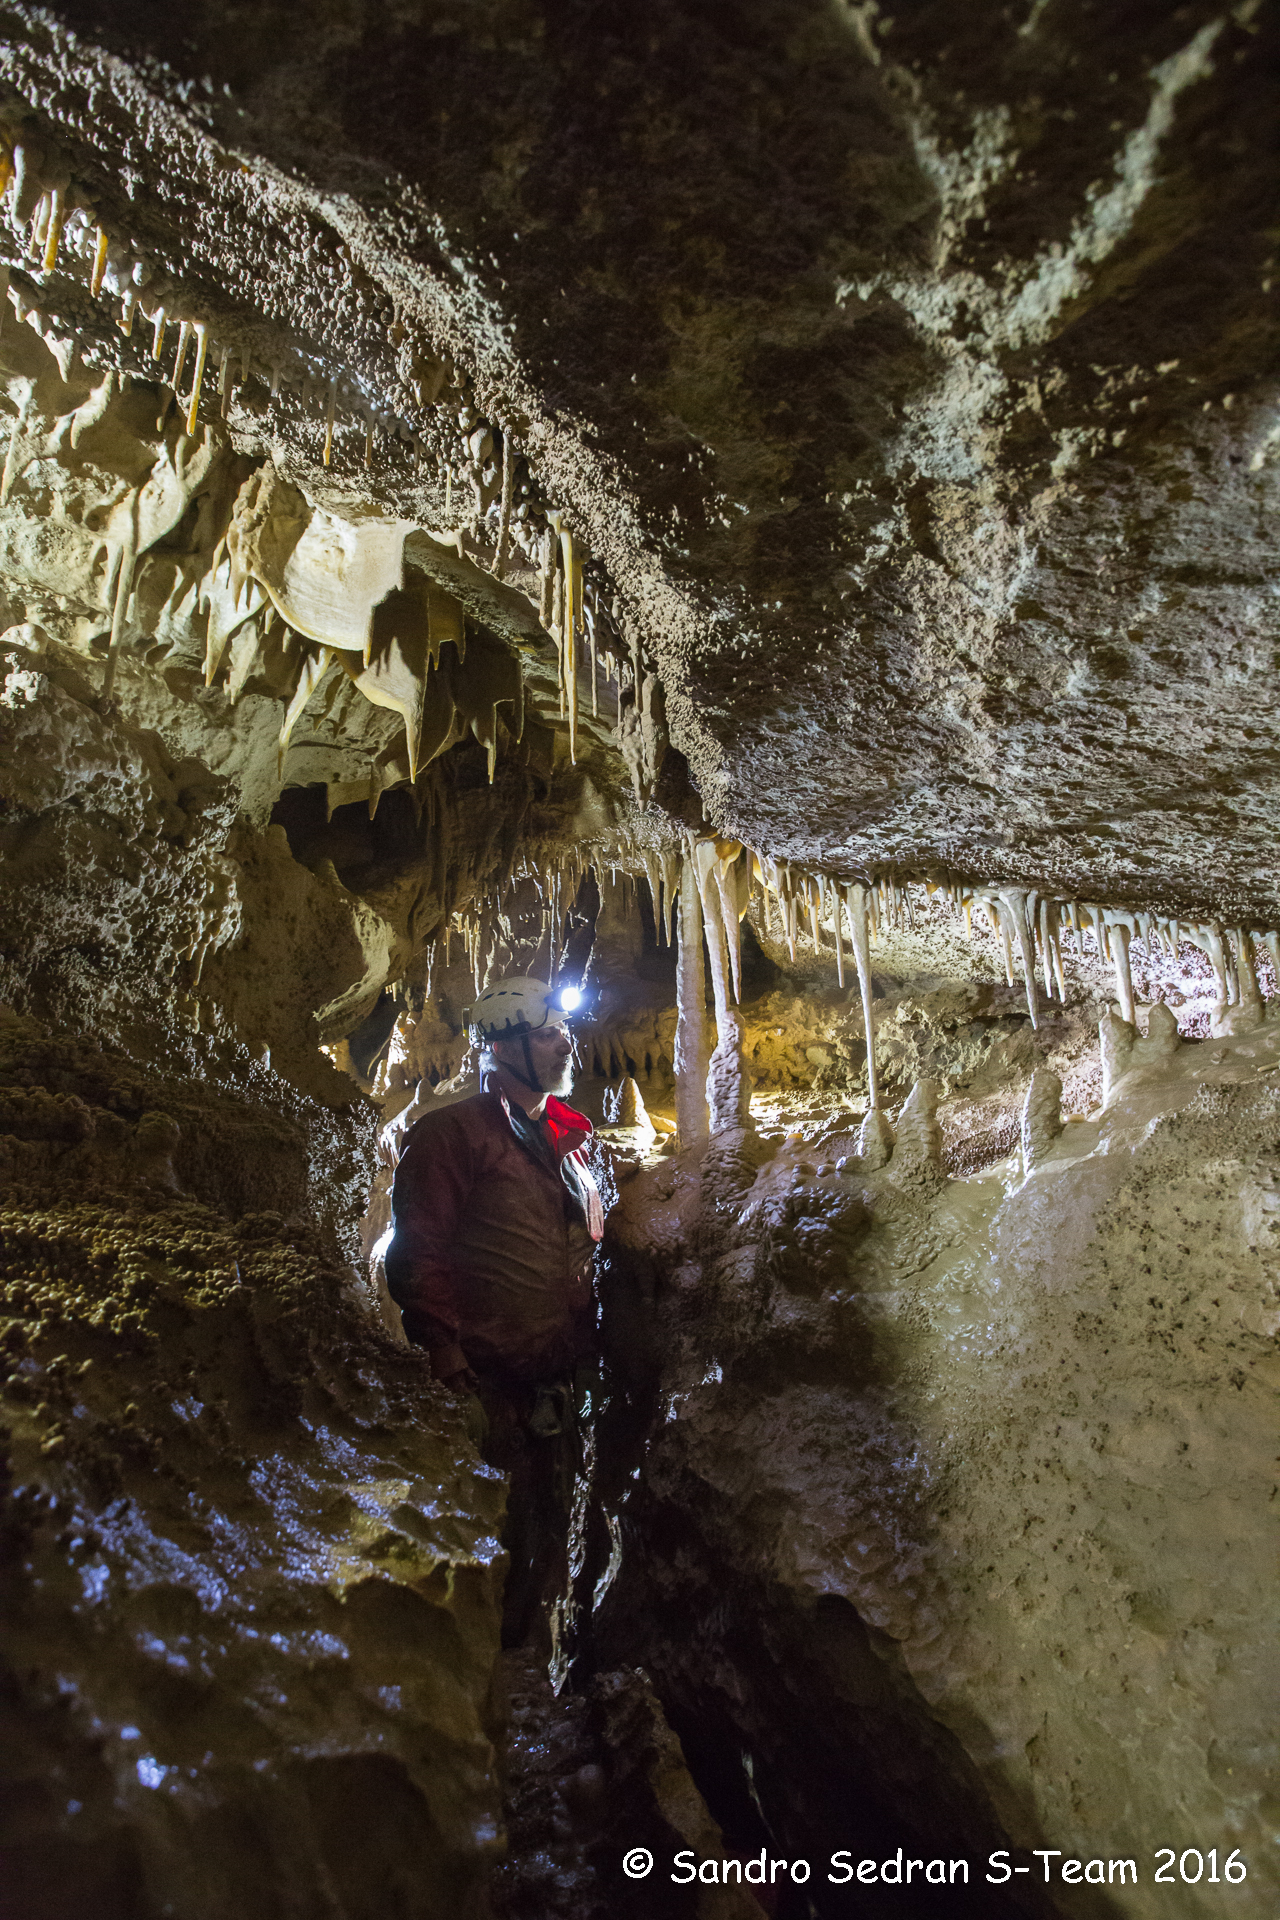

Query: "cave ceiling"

xmin=1 ymin=0 xmax=1277 ymax=921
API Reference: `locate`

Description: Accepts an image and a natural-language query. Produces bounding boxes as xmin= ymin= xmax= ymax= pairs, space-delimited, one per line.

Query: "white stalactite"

xmin=845 ymin=881 xmax=879 ymax=1111
xmin=675 ymin=856 xmax=710 ymax=1151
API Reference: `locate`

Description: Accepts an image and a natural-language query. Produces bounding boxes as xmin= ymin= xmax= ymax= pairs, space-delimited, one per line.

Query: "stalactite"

xmin=185 ymin=322 xmax=209 ymax=437
xmin=675 ymin=856 xmax=710 ymax=1150
xmin=641 ymin=850 xmax=665 ymax=944
xmin=586 ymin=593 xmax=598 ymax=721
xmin=41 ymin=184 xmax=64 ymax=271
xmin=998 ymin=889 xmax=1039 ymax=1029
xmin=693 ymin=840 xmax=744 ymax=1006
xmin=660 ymin=848 xmax=679 ymax=948
xmin=494 ymin=429 xmax=514 ymax=579
xmin=89 ymin=226 xmax=109 ymax=297
xmin=559 ymin=526 xmax=579 ymax=765
xmin=845 ymin=882 xmax=879 ymax=1111
xmin=1200 ymin=926 xmax=1231 ymax=1006
xmin=0 ymin=389 xmax=31 ymax=508
xmin=1234 ymin=929 xmax=1263 ymax=1019
xmin=323 ymin=381 xmax=338 ymax=467
xmin=1264 ymin=932 xmax=1280 ymax=994
xmin=277 ymin=647 xmax=336 ymax=770
xmin=698 ymin=844 xmax=750 ymax=1134
xmin=1108 ymin=919 xmax=1136 ymax=1026
xmin=743 ymin=853 xmax=1280 ymax=1058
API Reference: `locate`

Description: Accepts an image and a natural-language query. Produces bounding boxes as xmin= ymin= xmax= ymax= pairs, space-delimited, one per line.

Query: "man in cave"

xmin=385 ymin=976 xmax=605 ymax=1652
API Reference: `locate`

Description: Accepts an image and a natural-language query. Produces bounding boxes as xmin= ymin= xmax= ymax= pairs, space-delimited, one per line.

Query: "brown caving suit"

xmin=386 ymin=1086 xmax=604 ymax=1648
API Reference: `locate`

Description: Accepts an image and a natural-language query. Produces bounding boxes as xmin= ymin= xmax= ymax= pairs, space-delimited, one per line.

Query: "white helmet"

xmin=465 ymin=976 xmax=582 ymax=1044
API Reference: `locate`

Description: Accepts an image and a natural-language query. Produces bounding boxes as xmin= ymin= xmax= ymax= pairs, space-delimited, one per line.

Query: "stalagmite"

xmin=674 ymin=857 xmax=710 ymax=1150
xmin=856 ymin=1107 xmax=894 ymax=1170
xmin=1099 ymin=1007 xmax=1135 ymax=1104
xmin=892 ymin=1077 xmax=943 ymax=1182
xmin=844 ymin=882 xmax=879 ymax=1110
xmin=1021 ymin=1068 xmax=1064 ymax=1173
xmin=1147 ymin=1001 xmax=1181 ymax=1057
xmin=617 ymin=1078 xmax=651 ymax=1128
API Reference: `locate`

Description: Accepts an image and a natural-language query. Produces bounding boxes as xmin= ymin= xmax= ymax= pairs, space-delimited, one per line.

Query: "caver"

xmin=386 ymin=975 xmax=605 ymax=1651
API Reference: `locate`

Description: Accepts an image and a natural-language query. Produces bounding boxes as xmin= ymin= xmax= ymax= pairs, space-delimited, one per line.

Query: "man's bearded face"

xmin=492 ymin=1024 xmax=574 ymax=1096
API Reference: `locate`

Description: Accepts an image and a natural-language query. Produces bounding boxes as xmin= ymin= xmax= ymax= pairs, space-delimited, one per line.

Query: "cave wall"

xmin=0 ymin=1006 xmax=506 ymax=1920
xmin=593 ymin=1014 xmax=1280 ymax=1918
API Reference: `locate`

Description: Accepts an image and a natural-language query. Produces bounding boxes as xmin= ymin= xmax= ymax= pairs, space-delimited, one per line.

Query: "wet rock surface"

xmin=0 ymin=1010 xmax=506 ymax=1919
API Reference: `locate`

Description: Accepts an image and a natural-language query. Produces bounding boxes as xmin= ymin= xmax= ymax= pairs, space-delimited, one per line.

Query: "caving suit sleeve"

xmin=386 ymin=1114 xmax=475 ymax=1378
